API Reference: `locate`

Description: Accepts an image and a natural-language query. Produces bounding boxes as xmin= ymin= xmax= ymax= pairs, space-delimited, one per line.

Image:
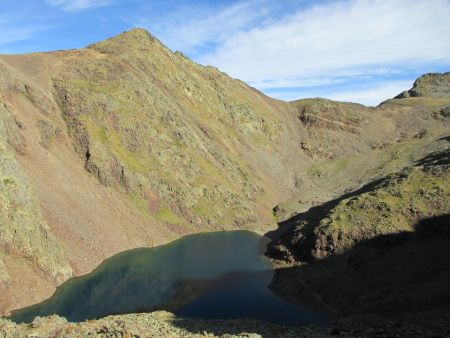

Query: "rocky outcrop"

xmin=291 ymin=98 xmax=370 ymax=134
xmin=395 ymin=72 xmax=450 ymax=98
xmin=0 ymin=104 xmax=72 ymax=287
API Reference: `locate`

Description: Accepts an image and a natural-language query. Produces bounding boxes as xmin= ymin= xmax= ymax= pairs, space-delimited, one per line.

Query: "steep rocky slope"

xmin=52 ymin=29 xmax=291 ymax=231
xmin=0 ymin=28 xmax=449 ymax=329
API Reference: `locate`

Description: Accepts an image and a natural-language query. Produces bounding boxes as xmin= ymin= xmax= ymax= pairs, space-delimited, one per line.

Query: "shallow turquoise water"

xmin=10 ymin=230 xmax=327 ymax=326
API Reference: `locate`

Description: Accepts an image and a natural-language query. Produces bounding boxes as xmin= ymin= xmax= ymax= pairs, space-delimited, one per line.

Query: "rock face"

xmin=0 ymin=27 xmax=449 ymax=329
xmin=52 ymin=29 xmax=287 ymax=231
xmin=395 ymin=72 xmax=450 ymax=98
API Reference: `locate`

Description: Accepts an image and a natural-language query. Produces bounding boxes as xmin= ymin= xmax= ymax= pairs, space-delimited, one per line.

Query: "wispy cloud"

xmin=0 ymin=25 xmax=43 ymax=47
xmin=45 ymin=0 xmax=115 ymax=11
xmin=129 ymin=0 xmax=298 ymax=56
xmin=0 ymin=3 xmax=54 ymax=51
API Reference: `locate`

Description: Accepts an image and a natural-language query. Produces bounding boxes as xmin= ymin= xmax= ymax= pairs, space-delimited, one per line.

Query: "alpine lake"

xmin=11 ymin=230 xmax=327 ymax=326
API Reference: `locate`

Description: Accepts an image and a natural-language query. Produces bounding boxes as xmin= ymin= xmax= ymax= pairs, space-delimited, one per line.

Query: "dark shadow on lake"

xmin=10 ymin=230 xmax=328 ymax=327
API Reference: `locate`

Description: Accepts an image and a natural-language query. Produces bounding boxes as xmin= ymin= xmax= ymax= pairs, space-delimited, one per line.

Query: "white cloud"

xmin=202 ymin=0 xmax=450 ymax=82
xmin=45 ymin=0 xmax=114 ymax=11
xmin=132 ymin=0 xmax=450 ymax=104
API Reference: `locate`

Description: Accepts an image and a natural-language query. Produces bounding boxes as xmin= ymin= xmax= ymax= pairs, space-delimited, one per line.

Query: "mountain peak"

xmin=88 ymin=27 xmax=162 ymax=52
xmin=119 ymin=28 xmax=155 ymax=41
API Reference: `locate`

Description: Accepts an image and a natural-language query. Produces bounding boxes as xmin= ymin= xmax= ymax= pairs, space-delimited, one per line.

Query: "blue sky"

xmin=1 ymin=0 xmax=450 ymax=105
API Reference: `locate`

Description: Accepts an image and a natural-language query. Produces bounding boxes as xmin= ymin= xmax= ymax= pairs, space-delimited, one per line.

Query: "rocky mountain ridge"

xmin=0 ymin=28 xmax=449 ymax=336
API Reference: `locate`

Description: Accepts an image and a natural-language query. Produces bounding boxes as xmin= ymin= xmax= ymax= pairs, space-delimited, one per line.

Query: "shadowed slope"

xmin=269 ymin=214 xmax=450 ymax=336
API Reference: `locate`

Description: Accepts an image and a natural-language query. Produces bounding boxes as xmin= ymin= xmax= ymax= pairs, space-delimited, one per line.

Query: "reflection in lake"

xmin=11 ymin=231 xmax=327 ymax=326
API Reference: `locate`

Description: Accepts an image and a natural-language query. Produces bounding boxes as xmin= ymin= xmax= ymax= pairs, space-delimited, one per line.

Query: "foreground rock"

xmin=3 ymin=311 xmax=448 ymax=337
xmin=1 ymin=311 xmax=334 ymax=338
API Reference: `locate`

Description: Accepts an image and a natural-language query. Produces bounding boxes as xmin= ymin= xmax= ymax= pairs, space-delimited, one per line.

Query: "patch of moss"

xmin=154 ymin=207 xmax=186 ymax=225
xmin=2 ymin=177 xmax=15 ymax=187
xmin=128 ymin=194 xmax=150 ymax=217
xmin=192 ymin=201 xmax=216 ymax=218
xmin=83 ymin=115 xmax=149 ymax=174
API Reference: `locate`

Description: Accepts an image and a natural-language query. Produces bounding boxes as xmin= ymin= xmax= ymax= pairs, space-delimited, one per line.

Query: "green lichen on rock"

xmin=52 ymin=29 xmax=283 ymax=231
xmin=291 ymin=98 xmax=371 ymax=131
xmin=0 ymin=104 xmax=72 ymax=284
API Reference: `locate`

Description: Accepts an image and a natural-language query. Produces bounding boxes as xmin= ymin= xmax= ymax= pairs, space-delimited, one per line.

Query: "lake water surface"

xmin=11 ymin=230 xmax=327 ymax=326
